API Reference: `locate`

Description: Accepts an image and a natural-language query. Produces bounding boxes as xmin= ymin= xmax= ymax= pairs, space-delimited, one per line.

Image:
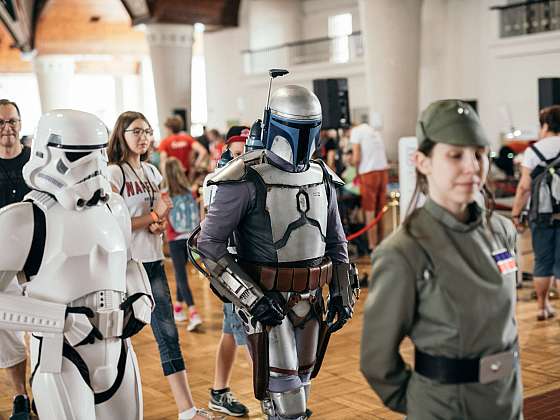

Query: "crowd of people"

xmin=2 ymin=93 xmax=558 ymax=420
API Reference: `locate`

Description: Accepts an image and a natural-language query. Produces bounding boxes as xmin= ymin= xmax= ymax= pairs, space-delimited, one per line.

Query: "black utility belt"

xmin=414 ymin=347 xmax=519 ymax=384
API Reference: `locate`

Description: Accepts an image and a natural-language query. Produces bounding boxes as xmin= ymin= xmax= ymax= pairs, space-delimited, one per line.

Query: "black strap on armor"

xmin=23 ymin=201 xmax=46 ymax=278
xmin=30 ymin=335 xmax=128 ymax=404
xmin=118 ymin=164 xmax=126 ymax=195
xmin=414 ymin=348 xmax=480 ymax=384
xmin=94 ymin=340 xmax=128 ymax=404
xmin=29 ymin=334 xmax=43 ymax=388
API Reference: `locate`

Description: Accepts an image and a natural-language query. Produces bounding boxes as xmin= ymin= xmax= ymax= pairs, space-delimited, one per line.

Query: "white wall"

xmin=302 ymin=0 xmax=360 ymax=40
xmin=420 ymin=0 xmax=560 ymax=149
xmin=204 ymin=0 xmax=366 ymax=132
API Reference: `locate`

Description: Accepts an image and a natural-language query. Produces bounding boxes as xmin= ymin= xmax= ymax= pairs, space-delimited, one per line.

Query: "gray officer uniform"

xmin=361 ymin=199 xmax=522 ymax=419
xmin=360 ymin=99 xmax=523 ymax=420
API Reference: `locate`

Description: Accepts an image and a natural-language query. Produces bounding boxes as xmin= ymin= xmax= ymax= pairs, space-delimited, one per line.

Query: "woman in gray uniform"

xmin=360 ymin=100 xmax=522 ymax=420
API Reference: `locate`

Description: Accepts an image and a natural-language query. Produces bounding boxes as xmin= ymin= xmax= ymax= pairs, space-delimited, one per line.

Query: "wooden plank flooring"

xmin=1 ymin=229 xmax=560 ymax=419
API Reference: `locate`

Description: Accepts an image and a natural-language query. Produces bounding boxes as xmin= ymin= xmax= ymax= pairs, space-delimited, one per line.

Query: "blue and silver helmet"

xmin=264 ymin=85 xmax=322 ymax=171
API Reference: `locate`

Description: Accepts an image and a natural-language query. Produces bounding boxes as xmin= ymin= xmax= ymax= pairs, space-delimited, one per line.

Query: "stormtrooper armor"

xmin=196 ymin=85 xmax=359 ymax=420
xmin=0 ymin=110 xmax=153 ymax=420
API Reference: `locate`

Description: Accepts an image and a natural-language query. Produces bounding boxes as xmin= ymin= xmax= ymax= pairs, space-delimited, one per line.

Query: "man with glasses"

xmin=0 ymin=99 xmax=31 ymax=420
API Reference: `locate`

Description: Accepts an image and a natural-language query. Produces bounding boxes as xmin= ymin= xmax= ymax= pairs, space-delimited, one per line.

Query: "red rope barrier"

xmin=346 ymin=205 xmax=389 ymax=241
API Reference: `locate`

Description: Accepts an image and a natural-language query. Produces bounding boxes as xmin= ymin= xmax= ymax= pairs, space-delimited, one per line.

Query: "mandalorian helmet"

xmin=264 ymin=85 xmax=322 ymax=171
xmin=23 ymin=109 xmax=111 ymax=210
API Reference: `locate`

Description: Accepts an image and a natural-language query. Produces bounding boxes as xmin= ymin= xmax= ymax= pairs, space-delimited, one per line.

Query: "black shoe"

xmin=209 ymin=388 xmax=248 ymax=417
xmin=10 ymin=395 xmax=30 ymax=420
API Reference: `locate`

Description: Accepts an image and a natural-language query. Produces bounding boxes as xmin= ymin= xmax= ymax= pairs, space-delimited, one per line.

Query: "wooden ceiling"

xmin=0 ymin=0 xmax=241 ymax=72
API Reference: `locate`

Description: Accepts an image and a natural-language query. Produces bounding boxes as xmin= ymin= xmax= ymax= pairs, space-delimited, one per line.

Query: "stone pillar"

xmin=358 ymin=0 xmax=422 ymax=159
xmin=145 ymin=23 xmax=194 ymax=135
xmin=33 ymin=55 xmax=76 ymax=113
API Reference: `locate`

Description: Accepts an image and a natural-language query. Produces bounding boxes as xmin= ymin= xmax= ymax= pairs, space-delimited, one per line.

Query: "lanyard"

xmin=124 ymin=161 xmax=156 ymax=209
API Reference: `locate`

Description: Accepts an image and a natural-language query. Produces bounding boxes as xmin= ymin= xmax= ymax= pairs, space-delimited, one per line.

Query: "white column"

xmin=145 ymin=23 xmax=194 ymax=135
xmin=33 ymin=55 xmax=75 ymax=113
xmin=358 ymin=0 xmax=422 ymax=159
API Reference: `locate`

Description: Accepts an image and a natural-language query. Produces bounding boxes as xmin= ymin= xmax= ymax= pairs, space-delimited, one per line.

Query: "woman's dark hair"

xmin=403 ymin=139 xmax=495 ymax=233
xmin=0 ymin=99 xmax=21 ymax=118
xmin=107 ymin=111 xmax=151 ymax=164
xmin=539 ymin=105 xmax=560 ymax=134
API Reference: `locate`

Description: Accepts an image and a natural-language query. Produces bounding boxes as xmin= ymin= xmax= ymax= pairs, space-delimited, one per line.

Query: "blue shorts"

xmin=222 ymin=303 xmax=247 ymax=346
xmin=530 ymin=220 xmax=560 ymax=278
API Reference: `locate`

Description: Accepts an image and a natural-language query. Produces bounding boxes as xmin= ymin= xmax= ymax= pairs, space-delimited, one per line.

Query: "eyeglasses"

xmin=0 ymin=119 xmax=20 ymax=128
xmin=125 ymin=128 xmax=153 ymax=137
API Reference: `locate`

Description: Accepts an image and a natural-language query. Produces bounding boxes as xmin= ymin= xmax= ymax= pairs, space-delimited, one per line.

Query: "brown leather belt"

xmin=240 ymin=259 xmax=333 ymax=292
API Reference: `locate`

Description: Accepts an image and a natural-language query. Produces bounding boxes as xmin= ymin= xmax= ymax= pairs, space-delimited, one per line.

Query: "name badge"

xmin=492 ymin=248 xmax=518 ymax=275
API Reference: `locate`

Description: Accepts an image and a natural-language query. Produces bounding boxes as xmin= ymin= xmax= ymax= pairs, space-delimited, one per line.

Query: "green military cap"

xmin=416 ymin=99 xmax=489 ymax=147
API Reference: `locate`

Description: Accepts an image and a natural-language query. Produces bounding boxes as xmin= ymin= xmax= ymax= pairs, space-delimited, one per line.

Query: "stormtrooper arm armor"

xmin=0 ymin=202 xmax=66 ymax=334
xmin=0 ymin=202 xmax=104 ymax=350
xmin=203 ymin=253 xmax=264 ymax=311
xmin=120 ymin=259 xmax=154 ymax=338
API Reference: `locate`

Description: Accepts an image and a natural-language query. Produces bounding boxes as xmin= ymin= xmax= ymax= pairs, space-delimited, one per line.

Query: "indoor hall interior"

xmin=1 ymin=0 xmax=560 ymax=419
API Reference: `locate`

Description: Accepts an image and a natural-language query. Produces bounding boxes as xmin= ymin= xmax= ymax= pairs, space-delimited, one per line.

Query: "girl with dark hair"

xmin=361 ymin=100 xmax=522 ymax=419
xmin=107 ymin=111 xmax=218 ymax=420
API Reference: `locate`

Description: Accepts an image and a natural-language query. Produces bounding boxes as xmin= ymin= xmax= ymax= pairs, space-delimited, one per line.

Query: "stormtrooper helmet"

xmin=23 ymin=109 xmax=111 ymax=210
xmin=264 ymin=85 xmax=322 ymax=172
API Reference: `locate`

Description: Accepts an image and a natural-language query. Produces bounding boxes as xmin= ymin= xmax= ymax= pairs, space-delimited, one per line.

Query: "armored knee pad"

xmin=269 ymin=387 xmax=306 ymax=419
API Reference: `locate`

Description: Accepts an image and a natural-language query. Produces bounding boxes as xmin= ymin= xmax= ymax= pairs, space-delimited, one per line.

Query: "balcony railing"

xmin=491 ymin=0 xmax=560 ymax=38
xmin=242 ymin=31 xmax=363 ymax=75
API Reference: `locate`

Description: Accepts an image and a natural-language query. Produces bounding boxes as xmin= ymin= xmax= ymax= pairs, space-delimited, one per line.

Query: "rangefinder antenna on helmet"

xmin=246 ymin=68 xmax=289 ymax=152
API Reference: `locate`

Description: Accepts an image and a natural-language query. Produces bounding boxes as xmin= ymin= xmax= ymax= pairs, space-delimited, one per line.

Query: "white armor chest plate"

xmin=25 ymin=202 xmax=128 ymax=304
xmin=252 ymin=162 xmax=328 ymax=262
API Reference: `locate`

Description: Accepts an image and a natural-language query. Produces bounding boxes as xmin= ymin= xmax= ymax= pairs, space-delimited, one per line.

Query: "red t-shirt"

xmin=158 ymin=133 xmax=194 ymax=172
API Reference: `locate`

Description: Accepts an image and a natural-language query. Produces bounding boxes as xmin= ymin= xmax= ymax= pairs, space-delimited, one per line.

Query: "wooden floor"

xmin=1 ymin=228 xmax=560 ymax=419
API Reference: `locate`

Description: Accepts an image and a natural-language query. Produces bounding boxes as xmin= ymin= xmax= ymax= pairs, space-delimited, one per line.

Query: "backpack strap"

xmin=530 ymin=144 xmax=547 ymax=163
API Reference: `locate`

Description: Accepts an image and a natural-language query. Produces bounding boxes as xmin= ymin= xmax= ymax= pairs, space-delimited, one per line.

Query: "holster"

xmin=310 ymin=319 xmax=331 ymax=379
xmin=247 ymin=330 xmax=269 ymax=400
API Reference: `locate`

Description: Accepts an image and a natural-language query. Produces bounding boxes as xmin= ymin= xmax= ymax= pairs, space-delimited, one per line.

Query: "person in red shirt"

xmin=158 ymin=115 xmax=207 ymax=178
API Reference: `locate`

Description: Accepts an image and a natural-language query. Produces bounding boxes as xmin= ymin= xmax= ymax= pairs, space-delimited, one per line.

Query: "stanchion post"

xmin=388 ymin=191 xmax=400 ymax=232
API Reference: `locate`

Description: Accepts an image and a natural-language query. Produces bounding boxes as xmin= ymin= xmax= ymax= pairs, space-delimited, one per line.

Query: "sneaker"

xmin=10 ymin=395 xmax=30 ymax=420
xmin=208 ymin=388 xmax=249 ymax=417
xmin=187 ymin=312 xmax=203 ymax=332
xmin=192 ymin=408 xmax=225 ymax=419
xmin=174 ymin=310 xmax=187 ymax=322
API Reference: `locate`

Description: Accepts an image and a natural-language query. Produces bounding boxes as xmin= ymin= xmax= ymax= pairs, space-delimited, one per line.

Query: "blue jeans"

xmin=168 ymin=239 xmax=195 ymax=306
xmin=530 ymin=220 xmax=560 ymax=278
xmin=142 ymin=261 xmax=185 ymax=376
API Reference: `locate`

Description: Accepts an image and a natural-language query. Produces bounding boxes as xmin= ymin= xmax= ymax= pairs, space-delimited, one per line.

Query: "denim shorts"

xmin=222 ymin=303 xmax=247 ymax=346
xmin=530 ymin=220 xmax=560 ymax=278
xmin=142 ymin=261 xmax=186 ymax=376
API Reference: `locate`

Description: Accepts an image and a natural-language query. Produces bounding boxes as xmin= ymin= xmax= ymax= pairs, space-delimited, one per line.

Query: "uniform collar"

xmin=424 ymin=198 xmax=483 ymax=232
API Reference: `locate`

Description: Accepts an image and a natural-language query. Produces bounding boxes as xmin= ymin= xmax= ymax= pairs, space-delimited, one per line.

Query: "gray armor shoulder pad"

xmin=313 ymin=159 xmax=344 ymax=187
xmin=208 ymin=150 xmax=266 ymax=185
